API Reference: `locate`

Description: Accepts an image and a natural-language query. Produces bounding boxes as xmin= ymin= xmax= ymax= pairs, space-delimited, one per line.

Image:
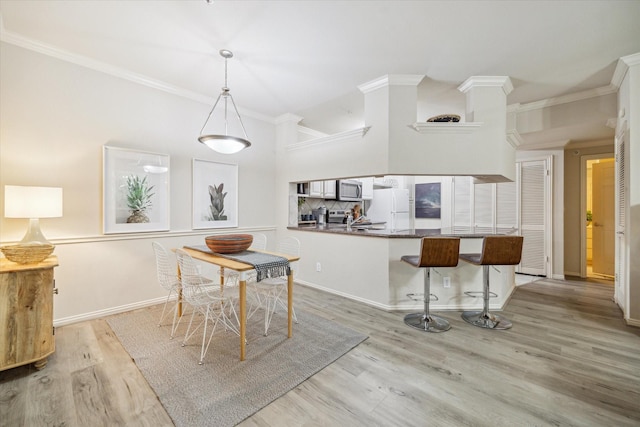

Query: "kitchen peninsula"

xmin=287 ymin=224 xmax=519 ymax=313
xmin=279 ymin=74 xmax=520 ymax=313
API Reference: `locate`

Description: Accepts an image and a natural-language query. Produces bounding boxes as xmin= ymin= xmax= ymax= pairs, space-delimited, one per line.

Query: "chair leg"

xmin=404 ymin=268 xmax=451 ymax=333
xmin=170 ymin=297 xmax=180 ymax=339
xmin=157 ymin=290 xmax=175 ymax=327
xmin=276 ymin=295 xmax=298 ymax=323
xmin=461 ymin=265 xmax=512 ymax=330
xmin=263 ymin=285 xmax=286 ymax=336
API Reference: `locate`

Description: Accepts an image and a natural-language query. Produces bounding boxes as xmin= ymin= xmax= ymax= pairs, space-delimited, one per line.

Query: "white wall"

xmin=0 ymin=42 xmax=278 ymax=324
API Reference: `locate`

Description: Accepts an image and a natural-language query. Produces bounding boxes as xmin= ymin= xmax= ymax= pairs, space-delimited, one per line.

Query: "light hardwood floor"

xmin=1 ymin=276 xmax=639 ymax=426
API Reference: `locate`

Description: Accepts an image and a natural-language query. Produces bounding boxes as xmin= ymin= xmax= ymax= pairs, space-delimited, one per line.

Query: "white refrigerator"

xmin=366 ymin=188 xmax=410 ymax=231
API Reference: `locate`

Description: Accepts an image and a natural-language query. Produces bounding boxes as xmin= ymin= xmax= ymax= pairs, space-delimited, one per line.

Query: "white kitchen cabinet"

xmin=309 ymin=181 xmax=324 ymax=198
xmin=309 ymin=180 xmax=336 ymax=199
xmin=361 ymin=177 xmax=374 ymax=200
xmin=323 ymin=180 xmax=336 ymax=199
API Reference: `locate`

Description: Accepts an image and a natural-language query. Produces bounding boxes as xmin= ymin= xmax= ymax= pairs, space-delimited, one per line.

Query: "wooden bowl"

xmin=1 ymin=244 xmax=55 ymax=264
xmin=205 ymin=234 xmax=253 ymax=254
xmin=426 ymin=114 xmax=460 ymax=123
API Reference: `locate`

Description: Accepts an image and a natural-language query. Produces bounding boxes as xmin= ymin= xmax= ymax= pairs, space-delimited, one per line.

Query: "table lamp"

xmin=4 ymin=185 xmax=63 ymax=246
xmin=1 ymin=185 xmax=63 ymax=263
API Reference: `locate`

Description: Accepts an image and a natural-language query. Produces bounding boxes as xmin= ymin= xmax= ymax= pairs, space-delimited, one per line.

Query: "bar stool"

xmin=459 ymin=235 xmax=524 ymax=330
xmin=401 ymin=237 xmax=460 ymax=333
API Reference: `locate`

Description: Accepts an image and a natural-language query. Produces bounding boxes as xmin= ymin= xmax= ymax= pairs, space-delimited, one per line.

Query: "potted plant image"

xmin=126 ymin=175 xmax=154 ymax=223
xmin=208 ymin=183 xmax=228 ymax=221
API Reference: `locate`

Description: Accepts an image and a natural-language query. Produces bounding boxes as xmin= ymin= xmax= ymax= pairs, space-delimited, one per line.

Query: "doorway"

xmin=583 ymin=156 xmax=615 ymax=280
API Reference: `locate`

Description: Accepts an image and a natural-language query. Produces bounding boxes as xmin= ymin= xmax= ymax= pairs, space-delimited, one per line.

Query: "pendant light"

xmin=198 ymin=49 xmax=251 ymax=154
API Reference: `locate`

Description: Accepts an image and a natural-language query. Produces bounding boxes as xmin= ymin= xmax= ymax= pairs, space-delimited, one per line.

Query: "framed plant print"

xmin=192 ymin=159 xmax=238 ymax=229
xmin=103 ymin=146 xmax=170 ymax=234
xmin=415 ymin=182 xmax=441 ymax=219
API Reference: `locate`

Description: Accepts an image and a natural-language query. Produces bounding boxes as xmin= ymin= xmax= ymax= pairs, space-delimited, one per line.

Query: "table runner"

xmin=185 ymin=245 xmax=290 ymax=281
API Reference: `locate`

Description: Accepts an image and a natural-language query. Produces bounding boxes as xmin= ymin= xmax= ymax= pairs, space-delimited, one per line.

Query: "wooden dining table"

xmin=177 ymin=246 xmax=300 ymax=361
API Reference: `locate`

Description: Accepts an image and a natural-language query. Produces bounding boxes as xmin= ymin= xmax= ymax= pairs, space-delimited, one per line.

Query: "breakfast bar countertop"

xmin=287 ymin=225 xmax=519 ymax=238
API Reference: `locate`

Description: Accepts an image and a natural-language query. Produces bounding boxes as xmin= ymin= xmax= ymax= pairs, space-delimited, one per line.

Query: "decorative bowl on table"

xmin=205 ymin=234 xmax=253 ymax=254
xmin=0 ymin=244 xmax=55 ymax=264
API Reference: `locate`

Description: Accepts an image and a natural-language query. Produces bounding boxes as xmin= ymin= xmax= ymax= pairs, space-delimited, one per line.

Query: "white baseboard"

xmin=626 ymin=317 xmax=640 ymax=328
xmin=295 ymin=280 xmax=514 ymax=312
xmin=54 ymin=296 xmax=169 ymax=327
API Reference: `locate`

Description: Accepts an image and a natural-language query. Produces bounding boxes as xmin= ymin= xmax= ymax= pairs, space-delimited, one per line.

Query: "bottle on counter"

xmin=346 ymin=213 xmax=353 ymax=230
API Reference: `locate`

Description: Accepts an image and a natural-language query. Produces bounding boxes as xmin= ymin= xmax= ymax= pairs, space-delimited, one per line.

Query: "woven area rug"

xmin=106 ymin=304 xmax=367 ymax=427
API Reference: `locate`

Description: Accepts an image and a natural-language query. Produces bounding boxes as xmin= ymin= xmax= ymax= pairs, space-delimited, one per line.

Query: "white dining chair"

xmin=176 ymin=248 xmax=240 ymax=365
xmin=219 ymin=233 xmax=267 ymax=320
xmin=151 ymin=242 xmax=181 ymax=339
xmin=250 ymin=236 xmax=300 ymax=336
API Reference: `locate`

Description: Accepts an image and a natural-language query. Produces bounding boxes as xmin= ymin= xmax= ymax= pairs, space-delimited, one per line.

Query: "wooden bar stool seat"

xmin=401 ymin=237 xmax=460 ymax=333
xmin=459 ymin=235 xmax=524 ymax=330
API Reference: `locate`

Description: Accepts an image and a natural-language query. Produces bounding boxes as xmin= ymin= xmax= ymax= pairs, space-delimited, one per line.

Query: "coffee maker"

xmin=312 ymin=207 xmax=327 ymax=225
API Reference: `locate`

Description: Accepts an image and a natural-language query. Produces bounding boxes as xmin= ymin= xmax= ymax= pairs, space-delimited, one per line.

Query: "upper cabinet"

xmin=309 ymin=181 xmax=324 ymax=198
xmin=323 ymin=180 xmax=337 ymax=199
xmin=307 ymin=180 xmax=337 ymax=199
xmin=360 ymin=177 xmax=374 ymax=200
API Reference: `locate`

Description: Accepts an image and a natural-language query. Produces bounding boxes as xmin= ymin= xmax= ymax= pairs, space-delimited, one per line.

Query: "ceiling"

xmin=1 ymin=0 xmax=639 ymax=144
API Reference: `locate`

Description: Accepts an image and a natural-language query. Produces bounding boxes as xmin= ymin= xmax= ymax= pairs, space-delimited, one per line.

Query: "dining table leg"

xmin=287 ymin=272 xmax=293 ymax=338
xmin=239 ymin=274 xmax=246 ymax=361
xmin=219 ymin=266 xmax=225 ymax=294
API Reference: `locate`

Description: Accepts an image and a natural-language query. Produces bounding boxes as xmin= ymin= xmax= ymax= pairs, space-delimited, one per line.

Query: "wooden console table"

xmin=0 ymin=256 xmax=59 ymax=371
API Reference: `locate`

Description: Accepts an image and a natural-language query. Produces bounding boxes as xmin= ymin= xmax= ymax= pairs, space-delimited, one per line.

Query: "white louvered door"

xmin=615 ymin=130 xmax=627 ymax=311
xmin=453 ymin=176 xmax=472 ymax=228
xmin=517 ymin=159 xmax=548 ymax=276
xmin=496 ymin=181 xmax=517 ymax=230
xmin=474 ymin=183 xmax=494 ymax=231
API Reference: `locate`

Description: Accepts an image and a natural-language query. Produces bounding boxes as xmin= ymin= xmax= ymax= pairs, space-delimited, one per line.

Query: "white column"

xmin=458 ymin=76 xmax=515 ymax=181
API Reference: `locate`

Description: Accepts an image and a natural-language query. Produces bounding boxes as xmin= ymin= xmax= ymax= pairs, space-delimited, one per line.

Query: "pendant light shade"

xmin=198 ymin=49 xmax=251 ymax=154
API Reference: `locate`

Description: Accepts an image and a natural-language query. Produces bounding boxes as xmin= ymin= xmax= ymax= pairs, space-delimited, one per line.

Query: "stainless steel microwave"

xmin=336 ymin=179 xmax=362 ymax=201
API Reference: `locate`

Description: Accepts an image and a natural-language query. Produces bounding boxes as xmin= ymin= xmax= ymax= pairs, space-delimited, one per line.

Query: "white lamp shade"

xmin=4 ymin=185 xmax=63 ymax=218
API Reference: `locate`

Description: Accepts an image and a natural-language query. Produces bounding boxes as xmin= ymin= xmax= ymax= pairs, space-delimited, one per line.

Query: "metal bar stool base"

xmin=461 ymin=311 xmax=512 ymax=330
xmin=404 ymin=312 xmax=451 ymax=333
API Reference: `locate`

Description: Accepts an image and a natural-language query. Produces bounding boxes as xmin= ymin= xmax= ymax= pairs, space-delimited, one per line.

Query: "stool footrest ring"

xmin=407 ymin=293 xmax=439 ymax=302
xmin=464 ymin=291 xmax=498 ymax=298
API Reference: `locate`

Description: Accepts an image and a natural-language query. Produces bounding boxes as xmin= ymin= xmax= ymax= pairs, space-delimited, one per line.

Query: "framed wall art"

xmin=415 ymin=182 xmax=441 ymax=219
xmin=192 ymin=159 xmax=238 ymax=229
xmin=103 ymin=146 xmax=170 ymax=234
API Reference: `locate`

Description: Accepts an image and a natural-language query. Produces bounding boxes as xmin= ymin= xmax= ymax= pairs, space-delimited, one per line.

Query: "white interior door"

xmin=453 ymin=176 xmax=472 ymax=228
xmin=518 ymin=159 xmax=548 ymax=276
xmin=615 ymin=130 xmax=627 ymax=311
xmin=592 ymin=159 xmax=615 ymax=276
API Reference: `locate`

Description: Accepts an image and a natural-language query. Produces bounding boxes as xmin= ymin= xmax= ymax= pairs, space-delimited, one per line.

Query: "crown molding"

xmin=506 ymin=129 xmax=524 ymax=149
xmin=517 ymin=138 xmax=570 ymax=151
xmin=287 ymin=126 xmax=370 ymax=151
xmin=0 ymin=26 xmax=275 ymax=124
xmin=358 ymin=74 xmax=424 ymax=93
xmin=610 ymin=52 xmax=640 ymax=89
xmin=296 ymin=125 xmax=328 ymax=139
xmin=510 ymin=85 xmax=617 ymax=114
xmin=458 ymin=76 xmax=513 ymax=95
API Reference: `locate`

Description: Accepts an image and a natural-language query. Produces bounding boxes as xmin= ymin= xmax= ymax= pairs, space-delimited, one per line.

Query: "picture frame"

xmin=415 ymin=182 xmax=441 ymax=219
xmin=192 ymin=159 xmax=238 ymax=229
xmin=103 ymin=146 xmax=170 ymax=234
